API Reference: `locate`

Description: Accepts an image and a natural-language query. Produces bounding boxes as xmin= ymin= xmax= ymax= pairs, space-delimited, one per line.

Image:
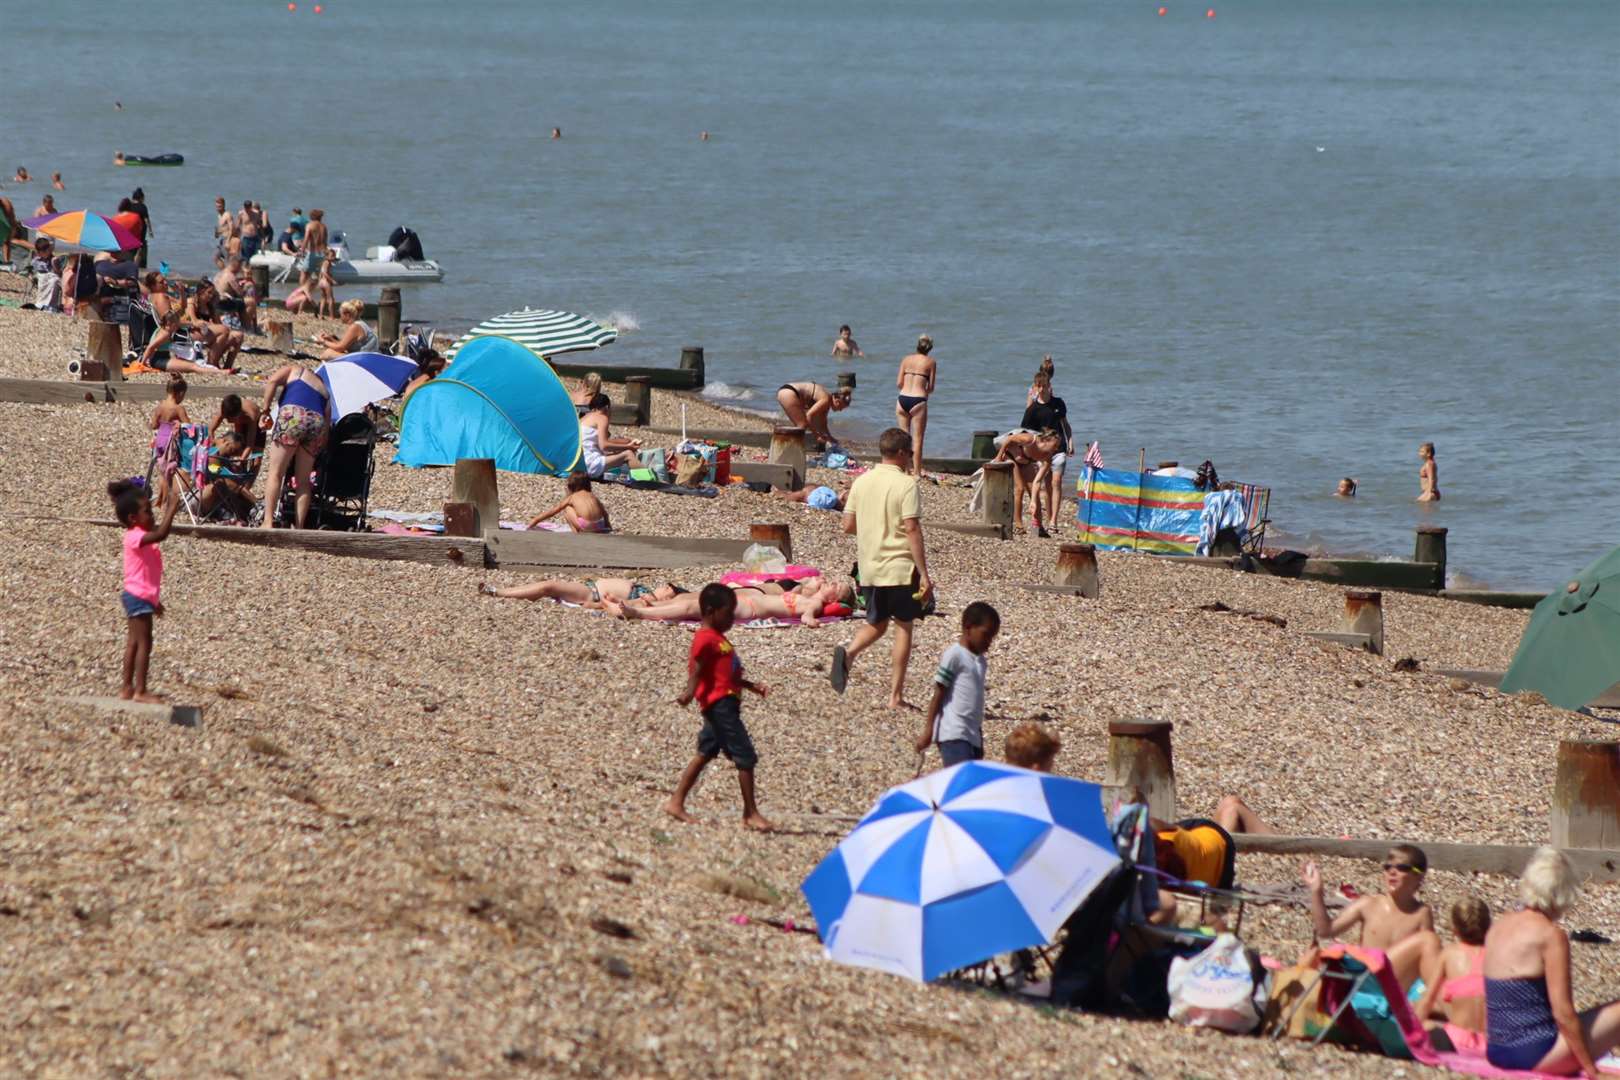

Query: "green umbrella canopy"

xmin=1500 ymin=546 xmax=1620 ymax=711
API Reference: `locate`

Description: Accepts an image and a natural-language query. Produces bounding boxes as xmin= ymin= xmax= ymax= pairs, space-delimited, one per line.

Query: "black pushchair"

xmin=277 ymin=413 xmax=377 ymax=530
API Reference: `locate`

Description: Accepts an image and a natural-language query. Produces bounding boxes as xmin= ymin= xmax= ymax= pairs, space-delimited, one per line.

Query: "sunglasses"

xmin=1383 ymin=862 xmax=1424 ymax=875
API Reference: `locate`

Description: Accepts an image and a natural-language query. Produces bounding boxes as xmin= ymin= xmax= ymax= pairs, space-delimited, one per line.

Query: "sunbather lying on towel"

xmin=479 ymin=577 xmax=686 ymax=608
xmin=606 ymin=579 xmax=854 ymax=627
xmin=1303 ymin=844 xmax=1440 ymax=991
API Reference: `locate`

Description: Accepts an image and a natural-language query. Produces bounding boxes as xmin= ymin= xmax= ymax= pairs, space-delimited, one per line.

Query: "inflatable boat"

xmin=114 ymin=152 xmax=184 ymax=167
xmin=249 ymin=249 xmax=445 ymax=284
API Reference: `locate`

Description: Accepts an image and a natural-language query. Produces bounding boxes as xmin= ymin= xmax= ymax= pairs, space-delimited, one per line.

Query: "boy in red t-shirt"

xmin=668 ymin=584 xmax=774 ymax=830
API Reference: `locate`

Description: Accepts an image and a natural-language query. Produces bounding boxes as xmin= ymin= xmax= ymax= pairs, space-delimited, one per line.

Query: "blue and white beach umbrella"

xmin=801 ymin=761 xmax=1120 ymax=983
xmin=316 ymin=352 xmax=420 ymax=421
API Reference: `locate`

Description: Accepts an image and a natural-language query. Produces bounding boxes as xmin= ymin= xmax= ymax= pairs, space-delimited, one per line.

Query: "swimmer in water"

xmin=894 ymin=334 xmax=936 ymax=475
xmin=51 ymin=172 xmax=64 ymax=191
xmin=700 ymin=131 xmax=710 ymax=141
xmin=551 ymin=127 xmax=562 ymax=139
xmin=1418 ymin=443 xmax=1440 ymax=502
xmin=831 ymin=324 xmax=862 ymax=359
xmin=1337 ymin=477 xmax=1358 ymax=497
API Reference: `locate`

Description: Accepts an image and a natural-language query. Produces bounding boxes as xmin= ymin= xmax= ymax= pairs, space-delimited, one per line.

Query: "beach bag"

xmin=1167 ymin=933 xmax=1268 ymax=1034
xmin=741 ymin=544 xmax=788 ymax=575
xmin=673 ymin=453 xmax=707 ymax=487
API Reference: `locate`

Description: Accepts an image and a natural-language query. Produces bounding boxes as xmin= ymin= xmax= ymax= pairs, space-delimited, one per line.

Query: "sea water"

xmin=6 ymin=0 xmax=1616 ymax=588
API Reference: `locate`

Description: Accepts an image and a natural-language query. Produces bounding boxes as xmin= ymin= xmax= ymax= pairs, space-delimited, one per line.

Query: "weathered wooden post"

xmin=250 ymin=262 xmax=271 ymax=304
xmin=749 ymin=523 xmax=793 ymax=563
xmin=980 ymin=461 xmax=1014 ymax=537
xmin=450 ymin=458 xmax=500 ymax=538
xmin=87 ymin=321 xmax=122 ymax=380
xmin=1156 ymin=461 xmax=1179 ymax=471
xmin=970 ymin=430 xmax=999 ymax=460
xmin=1551 ymin=740 xmax=1620 ymax=849
xmin=679 ymin=346 xmax=705 ymax=387
xmin=622 ymin=375 xmax=652 ymax=426
xmin=443 ymin=502 xmax=479 ymax=538
xmin=377 ymin=286 xmax=401 ymax=349
xmin=837 ymin=370 xmax=857 ymax=393
xmin=1342 ymin=590 xmax=1385 ymax=655
xmin=267 ymin=318 xmax=294 ymax=352
xmin=769 ymin=427 xmax=807 ymax=490
xmin=1055 ymin=542 xmax=1100 ymax=598
xmin=1415 ymin=525 xmax=1448 ymax=590
xmin=1105 ymin=720 xmax=1176 ymax=822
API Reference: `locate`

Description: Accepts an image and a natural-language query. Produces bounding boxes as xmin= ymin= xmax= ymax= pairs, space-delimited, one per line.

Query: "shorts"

xmin=807 ymin=485 xmax=839 ymax=511
xmin=271 ymin=404 xmax=330 ymax=454
xmin=121 ymin=590 xmax=157 ymax=618
xmin=938 ymin=739 xmax=983 ymax=767
xmin=300 ymin=251 xmax=326 ymax=275
xmin=697 ymin=695 xmax=757 ymax=770
xmin=862 ymin=583 xmax=920 ymax=626
xmin=239 ymin=235 xmax=260 ymax=259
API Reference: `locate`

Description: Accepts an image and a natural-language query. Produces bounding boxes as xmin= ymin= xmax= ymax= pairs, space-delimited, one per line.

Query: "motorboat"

xmin=114 ymin=152 xmax=183 ymax=166
xmin=249 ymin=232 xmax=444 ymax=284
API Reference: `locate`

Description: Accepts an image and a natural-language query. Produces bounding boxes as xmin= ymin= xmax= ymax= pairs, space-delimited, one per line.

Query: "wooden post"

xmin=451 ymin=458 xmax=500 ymax=538
xmin=1341 ymin=590 xmax=1384 ymax=655
xmin=622 ymin=375 xmax=652 ymax=426
xmin=250 ymin=262 xmax=271 ymax=303
xmin=1551 ymin=741 xmax=1620 ymax=849
xmin=679 ymin=346 xmax=705 ymax=387
xmin=749 ymin=523 xmax=792 ymax=563
xmin=1156 ymin=461 xmax=1179 ymax=471
xmin=267 ymin=318 xmax=294 ymax=352
xmin=377 ymin=286 xmax=402 ymax=348
xmin=1055 ymin=542 xmax=1100 ymax=598
xmin=1105 ymin=720 xmax=1176 ymax=822
xmin=88 ymin=321 xmax=123 ymax=378
xmin=970 ymin=430 xmax=998 ymax=460
xmin=837 ymin=370 xmax=857 ymax=392
xmin=980 ymin=461 xmax=1014 ymax=536
xmin=769 ymin=427 xmax=807 ymax=489
xmin=443 ymin=501 xmax=479 ymax=538
xmin=1415 ymin=526 xmax=1448 ymax=590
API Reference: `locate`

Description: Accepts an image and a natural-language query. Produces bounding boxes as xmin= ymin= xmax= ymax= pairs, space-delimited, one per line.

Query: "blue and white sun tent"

xmin=801 ymin=761 xmax=1120 ymax=983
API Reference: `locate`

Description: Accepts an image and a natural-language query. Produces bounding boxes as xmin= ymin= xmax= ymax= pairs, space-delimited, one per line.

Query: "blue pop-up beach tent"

xmin=395 ymin=335 xmax=581 ymax=475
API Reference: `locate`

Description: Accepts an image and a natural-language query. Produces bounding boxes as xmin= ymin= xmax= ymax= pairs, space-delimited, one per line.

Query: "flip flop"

xmin=830 ymin=645 xmax=848 ymax=694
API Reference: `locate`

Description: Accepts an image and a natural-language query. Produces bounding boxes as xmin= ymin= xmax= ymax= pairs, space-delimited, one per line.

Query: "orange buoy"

xmin=1206 ymin=7 xmax=1216 ymax=15
xmin=1158 ymin=6 xmax=1167 ymax=13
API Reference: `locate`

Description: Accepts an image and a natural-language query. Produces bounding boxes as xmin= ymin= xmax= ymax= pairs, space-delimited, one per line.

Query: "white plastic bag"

xmin=741 ymin=544 xmax=787 ymax=574
xmin=1167 ymin=932 xmax=1267 ymax=1033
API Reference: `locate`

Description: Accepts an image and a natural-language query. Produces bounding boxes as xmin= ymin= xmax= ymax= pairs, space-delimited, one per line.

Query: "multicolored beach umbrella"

xmin=448 ymin=308 xmax=618 ymax=360
xmin=22 ymin=209 xmax=140 ymax=252
xmin=315 ymin=352 xmax=420 ymax=421
xmin=801 ymin=761 xmax=1120 ymax=983
xmin=1500 ymin=545 xmax=1620 ymax=711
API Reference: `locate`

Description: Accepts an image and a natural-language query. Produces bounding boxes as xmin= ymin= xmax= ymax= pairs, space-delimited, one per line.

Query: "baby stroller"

xmin=277 ymin=413 xmax=377 ymax=530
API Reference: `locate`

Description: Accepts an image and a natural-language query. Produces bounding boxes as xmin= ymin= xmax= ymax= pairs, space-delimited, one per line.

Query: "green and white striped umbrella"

xmin=449 ymin=308 xmax=618 ymax=360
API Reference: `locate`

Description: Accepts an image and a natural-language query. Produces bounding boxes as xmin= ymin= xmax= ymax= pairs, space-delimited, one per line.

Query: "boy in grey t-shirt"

xmin=915 ymin=602 xmax=1000 ymax=767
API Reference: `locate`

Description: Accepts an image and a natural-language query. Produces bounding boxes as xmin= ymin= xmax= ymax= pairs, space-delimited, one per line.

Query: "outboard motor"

xmin=387 ymin=226 xmax=424 ymax=262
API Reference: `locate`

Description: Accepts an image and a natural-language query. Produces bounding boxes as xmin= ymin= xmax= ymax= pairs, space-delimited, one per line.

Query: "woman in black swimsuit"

xmin=775 ymin=380 xmax=850 ymax=444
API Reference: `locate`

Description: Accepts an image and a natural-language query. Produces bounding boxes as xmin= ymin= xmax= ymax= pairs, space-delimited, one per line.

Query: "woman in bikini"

xmin=994 ymin=429 xmax=1062 ymax=536
xmin=1418 ymin=442 xmax=1441 ymax=501
xmin=606 ymin=579 xmax=853 ymax=628
xmin=479 ymin=577 xmax=685 ymax=608
xmin=775 ymin=381 xmax=850 ymax=445
xmin=894 ymin=335 xmax=936 ymax=474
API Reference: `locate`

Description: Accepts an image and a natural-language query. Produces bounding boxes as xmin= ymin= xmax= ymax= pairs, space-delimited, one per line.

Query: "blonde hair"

xmin=1520 ymin=845 xmax=1578 ymax=918
xmin=916 ymin=334 xmax=933 ymax=354
xmin=1005 ymin=722 xmax=1062 ymax=771
xmin=581 ymin=372 xmax=602 ymax=398
xmin=339 ymin=298 xmax=365 ymax=321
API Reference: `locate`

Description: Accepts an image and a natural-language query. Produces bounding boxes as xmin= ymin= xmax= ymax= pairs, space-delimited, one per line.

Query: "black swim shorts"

xmin=698 ymin=695 xmax=757 ymax=771
xmin=862 ymin=584 xmax=921 ymax=626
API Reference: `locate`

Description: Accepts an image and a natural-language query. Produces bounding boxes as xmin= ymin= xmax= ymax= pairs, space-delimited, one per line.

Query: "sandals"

xmin=830 ymin=646 xmax=848 ymax=694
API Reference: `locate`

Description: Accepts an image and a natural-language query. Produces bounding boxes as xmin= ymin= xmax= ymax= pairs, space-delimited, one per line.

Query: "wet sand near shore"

xmin=2 ymin=278 xmax=1618 ymax=1077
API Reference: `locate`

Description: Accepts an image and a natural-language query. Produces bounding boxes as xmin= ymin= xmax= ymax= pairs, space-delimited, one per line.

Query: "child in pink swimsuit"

xmin=108 ymin=478 xmax=180 ymax=702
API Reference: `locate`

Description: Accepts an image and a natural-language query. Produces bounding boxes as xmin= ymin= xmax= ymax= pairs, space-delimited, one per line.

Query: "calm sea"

xmin=7 ymin=0 xmax=1616 ymax=588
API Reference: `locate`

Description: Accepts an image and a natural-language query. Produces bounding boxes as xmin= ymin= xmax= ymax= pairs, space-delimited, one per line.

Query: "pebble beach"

xmin=2 ymin=273 xmax=1618 ymax=1078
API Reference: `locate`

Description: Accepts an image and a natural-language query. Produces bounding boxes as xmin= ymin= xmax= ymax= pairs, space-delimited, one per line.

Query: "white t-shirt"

xmin=933 ymin=643 xmax=987 ymax=747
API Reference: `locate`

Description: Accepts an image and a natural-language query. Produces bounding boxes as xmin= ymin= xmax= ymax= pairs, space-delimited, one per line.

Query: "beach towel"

xmin=1196 ymin=488 xmax=1248 ymax=555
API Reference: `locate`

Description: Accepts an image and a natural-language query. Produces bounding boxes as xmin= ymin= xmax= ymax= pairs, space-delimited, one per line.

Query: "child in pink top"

xmin=108 ymin=478 xmax=179 ymax=702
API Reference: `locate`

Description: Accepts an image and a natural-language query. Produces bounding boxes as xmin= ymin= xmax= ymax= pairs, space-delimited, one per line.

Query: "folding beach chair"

xmin=1231 ymin=482 xmax=1271 ymax=554
xmin=144 ymin=422 xmax=212 ymax=525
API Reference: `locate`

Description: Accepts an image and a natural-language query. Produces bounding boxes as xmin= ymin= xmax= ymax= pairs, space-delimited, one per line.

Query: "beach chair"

xmin=144 ymin=422 xmax=213 ymax=525
xmin=1233 ymin=482 xmax=1271 ymax=554
xmin=279 ymin=413 xmax=377 ymax=530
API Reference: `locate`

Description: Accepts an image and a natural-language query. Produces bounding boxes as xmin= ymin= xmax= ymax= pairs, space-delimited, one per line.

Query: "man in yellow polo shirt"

xmin=830 ymin=428 xmax=934 ymax=709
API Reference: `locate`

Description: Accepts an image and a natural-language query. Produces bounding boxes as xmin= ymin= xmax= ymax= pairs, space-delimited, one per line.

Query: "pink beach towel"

xmin=720 ymin=565 xmax=821 ymax=586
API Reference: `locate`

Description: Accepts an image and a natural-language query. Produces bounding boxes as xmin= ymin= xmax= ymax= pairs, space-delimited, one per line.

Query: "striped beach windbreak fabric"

xmin=1075 ymin=465 xmax=1204 ymax=555
xmin=449 ymin=308 xmax=618 ymax=360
